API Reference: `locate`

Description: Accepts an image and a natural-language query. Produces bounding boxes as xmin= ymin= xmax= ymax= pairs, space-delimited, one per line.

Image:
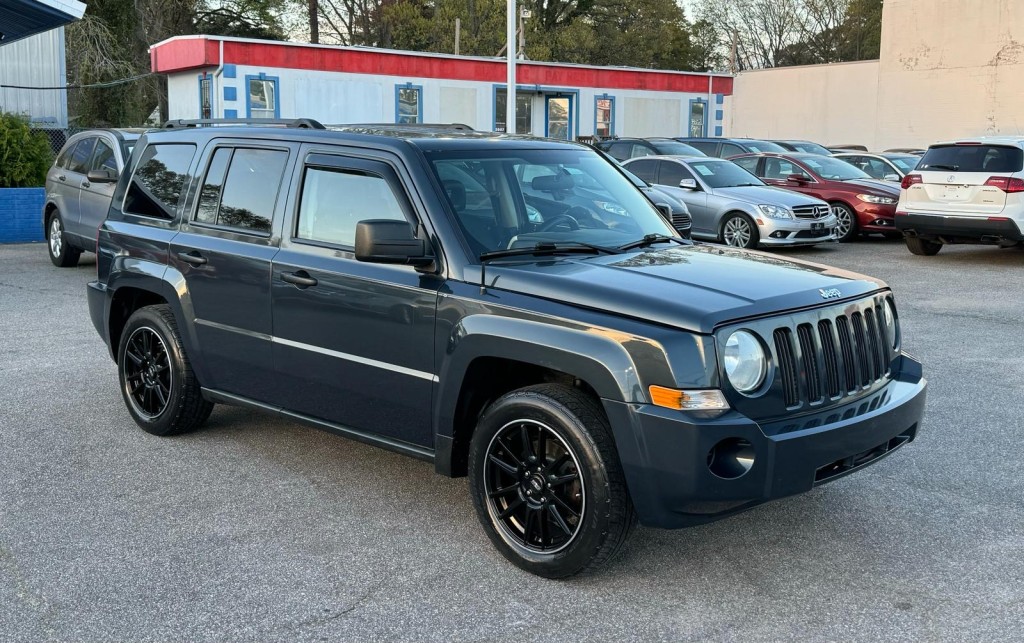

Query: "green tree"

xmin=0 ymin=113 xmax=53 ymax=188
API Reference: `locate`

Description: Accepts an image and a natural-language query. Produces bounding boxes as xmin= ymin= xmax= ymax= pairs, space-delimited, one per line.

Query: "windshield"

xmin=918 ymin=144 xmax=1023 ymax=173
xmin=428 ymin=149 xmax=677 ymax=257
xmin=744 ymin=140 xmax=787 ymax=153
xmin=888 ymin=155 xmax=919 ymax=173
xmin=802 ymin=156 xmax=871 ymax=180
xmin=688 ymin=160 xmax=764 ymax=188
xmin=791 ymin=141 xmax=832 ymax=155
xmin=652 ymin=141 xmax=705 ymax=156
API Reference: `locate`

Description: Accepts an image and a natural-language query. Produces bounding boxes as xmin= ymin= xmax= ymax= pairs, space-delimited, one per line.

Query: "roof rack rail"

xmin=332 ymin=122 xmax=475 ymax=132
xmin=161 ymin=118 xmax=326 ymax=129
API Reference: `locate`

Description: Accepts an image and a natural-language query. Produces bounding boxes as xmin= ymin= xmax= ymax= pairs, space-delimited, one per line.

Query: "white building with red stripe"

xmin=150 ymin=35 xmax=733 ymax=140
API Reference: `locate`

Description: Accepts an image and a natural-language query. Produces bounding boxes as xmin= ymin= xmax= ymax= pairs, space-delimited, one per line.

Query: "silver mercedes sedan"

xmin=622 ymin=155 xmax=838 ymax=249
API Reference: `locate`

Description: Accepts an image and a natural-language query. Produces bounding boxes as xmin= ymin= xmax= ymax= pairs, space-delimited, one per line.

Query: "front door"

xmin=270 ymin=150 xmax=441 ymax=448
xmin=546 ymin=96 xmax=572 ymax=140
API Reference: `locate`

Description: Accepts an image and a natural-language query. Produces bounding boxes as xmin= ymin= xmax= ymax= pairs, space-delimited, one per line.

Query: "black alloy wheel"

xmin=117 ymin=304 xmax=213 ymax=436
xmin=484 ymin=419 xmax=585 ymax=554
xmin=469 ymin=384 xmax=636 ymax=578
xmin=122 ymin=326 xmax=173 ymax=419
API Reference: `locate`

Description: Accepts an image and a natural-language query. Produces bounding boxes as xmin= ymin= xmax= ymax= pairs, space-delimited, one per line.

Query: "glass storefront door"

xmin=546 ymin=96 xmax=572 ymax=140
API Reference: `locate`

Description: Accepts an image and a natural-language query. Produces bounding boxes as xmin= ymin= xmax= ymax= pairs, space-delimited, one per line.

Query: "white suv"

xmin=895 ymin=137 xmax=1024 ymax=255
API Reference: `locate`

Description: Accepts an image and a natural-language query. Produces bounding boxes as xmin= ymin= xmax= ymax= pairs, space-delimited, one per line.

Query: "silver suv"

xmin=43 ymin=129 xmax=143 ymax=267
xmin=623 ymin=155 xmax=836 ymax=248
xmin=896 ymin=137 xmax=1024 ymax=255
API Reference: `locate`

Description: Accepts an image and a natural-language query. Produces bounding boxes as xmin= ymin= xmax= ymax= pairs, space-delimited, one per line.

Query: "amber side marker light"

xmin=649 ymin=385 xmax=730 ymax=411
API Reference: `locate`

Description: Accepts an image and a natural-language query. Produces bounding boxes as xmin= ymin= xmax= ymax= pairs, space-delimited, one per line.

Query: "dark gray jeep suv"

xmin=87 ymin=120 xmax=927 ymax=577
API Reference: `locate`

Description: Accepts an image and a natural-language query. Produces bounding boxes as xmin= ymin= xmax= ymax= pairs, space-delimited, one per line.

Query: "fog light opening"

xmin=707 ymin=438 xmax=755 ymax=480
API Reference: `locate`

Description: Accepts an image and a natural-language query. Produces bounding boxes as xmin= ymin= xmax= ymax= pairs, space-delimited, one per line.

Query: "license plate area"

xmin=811 ymin=222 xmax=824 ymax=230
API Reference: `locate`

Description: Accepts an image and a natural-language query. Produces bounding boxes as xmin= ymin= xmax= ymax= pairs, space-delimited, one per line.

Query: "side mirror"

xmin=787 ymin=174 xmax=809 ymax=185
xmin=87 ymin=169 xmax=118 ymax=183
xmin=679 ymin=178 xmax=698 ymax=190
xmin=883 ymin=173 xmax=900 ymax=182
xmin=355 ymin=220 xmax=434 ymax=268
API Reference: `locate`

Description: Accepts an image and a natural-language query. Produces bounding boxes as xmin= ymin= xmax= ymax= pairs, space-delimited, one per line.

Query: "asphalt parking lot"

xmin=1 ymin=239 xmax=1022 ymax=641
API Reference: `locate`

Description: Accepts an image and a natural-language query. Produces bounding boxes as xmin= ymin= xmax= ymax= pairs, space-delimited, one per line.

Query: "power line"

xmin=0 ymin=72 xmax=154 ymax=91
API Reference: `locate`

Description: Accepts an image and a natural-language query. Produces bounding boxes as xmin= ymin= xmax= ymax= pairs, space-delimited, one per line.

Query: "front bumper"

xmin=854 ymin=203 xmax=898 ymax=233
xmin=758 ymin=215 xmax=838 ymax=245
xmin=603 ymin=355 xmax=926 ymax=529
xmin=896 ymin=212 xmax=1024 ymax=243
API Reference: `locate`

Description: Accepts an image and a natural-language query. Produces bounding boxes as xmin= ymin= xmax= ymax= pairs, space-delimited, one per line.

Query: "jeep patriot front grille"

xmin=772 ymin=299 xmax=894 ymax=408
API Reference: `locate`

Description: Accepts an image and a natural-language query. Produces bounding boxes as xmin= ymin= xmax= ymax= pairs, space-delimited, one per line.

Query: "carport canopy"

xmin=0 ymin=0 xmax=85 ymax=45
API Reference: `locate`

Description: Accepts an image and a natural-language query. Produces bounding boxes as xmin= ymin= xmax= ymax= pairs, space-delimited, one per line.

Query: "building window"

xmin=595 ymin=96 xmax=614 ymax=138
xmin=495 ymin=88 xmax=532 ymax=134
xmin=199 ymin=75 xmax=212 ymax=119
xmin=247 ymin=75 xmax=278 ymax=119
xmin=688 ymin=99 xmax=707 ymax=137
xmin=396 ymin=85 xmax=422 ymax=124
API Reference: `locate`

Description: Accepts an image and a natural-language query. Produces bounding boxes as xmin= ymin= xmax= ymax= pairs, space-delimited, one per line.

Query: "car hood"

xmin=711 ymin=185 xmax=827 ymax=207
xmin=476 ymin=244 xmax=887 ymax=333
xmin=840 ymin=178 xmax=901 ymax=196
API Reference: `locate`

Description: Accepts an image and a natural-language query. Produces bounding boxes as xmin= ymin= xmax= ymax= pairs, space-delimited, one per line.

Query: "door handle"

xmin=57 ymin=175 xmax=66 ymax=182
xmin=81 ymin=181 xmax=91 ymax=188
xmin=177 ymin=251 xmax=208 ymax=266
xmin=281 ymin=270 xmax=318 ymax=288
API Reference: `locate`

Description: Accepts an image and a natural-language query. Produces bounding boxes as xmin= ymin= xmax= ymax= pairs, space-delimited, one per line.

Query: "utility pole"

xmin=506 ymin=0 xmax=515 ymax=134
xmin=309 ymin=0 xmax=319 ymax=44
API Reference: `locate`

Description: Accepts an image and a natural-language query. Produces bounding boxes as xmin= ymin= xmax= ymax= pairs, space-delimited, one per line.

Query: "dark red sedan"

xmin=731 ymin=152 xmax=901 ymax=242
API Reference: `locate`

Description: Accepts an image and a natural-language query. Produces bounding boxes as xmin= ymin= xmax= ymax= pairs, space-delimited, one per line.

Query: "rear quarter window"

xmin=919 ymin=145 xmax=1023 ymax=173
xmin=123 ymin=143 xmax=197 ymax=220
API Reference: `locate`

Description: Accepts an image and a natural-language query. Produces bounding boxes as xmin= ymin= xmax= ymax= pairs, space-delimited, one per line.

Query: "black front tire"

xmin=469 ymin=384 xmax=636 ymax=578
xmin=46 ymin=210 xmax=81 ymax=267
xmin=117 ymin=304 xmax=213 ymax=436
xmin=905 ymin=236 xmax=942 ymax=256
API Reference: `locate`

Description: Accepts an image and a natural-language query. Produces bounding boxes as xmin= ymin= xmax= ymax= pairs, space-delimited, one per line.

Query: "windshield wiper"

xmin=478 ymin=242 xmax=623 ymax=290
xmin=617 ymin=233 xmax=686 ymax=251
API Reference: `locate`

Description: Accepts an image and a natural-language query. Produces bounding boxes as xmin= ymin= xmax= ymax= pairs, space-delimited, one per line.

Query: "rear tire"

xmin=117 ymin=304 xmax=213 ymax=436
xmin=469 ymin=384 xmax=636 ymax=578
xmin=47 ymin=210 xmax=81 ymax=267
xmin=905 ymin=236 xmax=942 ymax=256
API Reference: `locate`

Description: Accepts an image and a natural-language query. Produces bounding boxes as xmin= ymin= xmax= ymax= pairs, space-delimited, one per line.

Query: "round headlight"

xmin=883 ymin=298 xmax=899 ymax=349
xmin=724 ymin=330 xmax=767 ymax=394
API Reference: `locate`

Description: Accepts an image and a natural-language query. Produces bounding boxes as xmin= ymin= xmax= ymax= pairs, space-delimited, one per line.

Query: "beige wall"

xmin=730 ymin=61 xmax=880 ymax=149
xmin=729 ymin=0 xmax=1024 ymax=150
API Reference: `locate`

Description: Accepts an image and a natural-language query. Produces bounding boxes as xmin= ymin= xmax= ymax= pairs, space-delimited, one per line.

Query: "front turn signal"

xmin=649 ymin=386 xmax=730 ymax=411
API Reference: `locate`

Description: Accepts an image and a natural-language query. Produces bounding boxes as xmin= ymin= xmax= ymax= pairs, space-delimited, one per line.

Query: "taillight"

xmin=983 ymin=176 xmax=1024 ymax=193
xmin=900 ymin=174 xmax=922 ymax=189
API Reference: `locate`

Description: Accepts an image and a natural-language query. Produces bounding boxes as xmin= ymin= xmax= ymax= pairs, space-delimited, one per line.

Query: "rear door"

xmin=168 ymin=141 xmax=296 ymax=402
xmin=905 ymin=143 xmax=1023 ymax=215
xmin=61 ymin=136 xmax=97 ymax=239
xmin=78 ymin=136 xmax=121 ymax=238
xmin=270 ymin=148 xmax=441 ymax=447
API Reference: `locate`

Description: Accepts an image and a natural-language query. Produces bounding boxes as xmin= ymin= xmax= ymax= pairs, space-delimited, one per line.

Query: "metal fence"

xmin=32 ymin=126 xmax=88 ymax=156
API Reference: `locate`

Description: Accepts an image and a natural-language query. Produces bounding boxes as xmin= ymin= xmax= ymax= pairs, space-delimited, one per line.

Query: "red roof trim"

xmin=151 ymin=37 xmax=734 ymax=95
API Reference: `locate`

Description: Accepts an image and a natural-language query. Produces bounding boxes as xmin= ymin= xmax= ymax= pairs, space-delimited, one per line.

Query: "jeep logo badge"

xmin=819 ymin=288 xmax=842 ymax=300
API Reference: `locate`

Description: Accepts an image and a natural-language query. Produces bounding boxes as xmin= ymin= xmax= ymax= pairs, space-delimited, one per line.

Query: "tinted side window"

xmin=720 ymin=143 xmax=744 ymax=158
xmin=659 ymin=162 xmax=694 ymax=187
xmin=627 ymin=159 xmax=659 ymax=183
xmin=195 ymin=148 xmax=231 ymax=225
xmin=629 ymin=144 xmax=653 ymax=159
xmin=90 ymin=139 xmax=118 ymax=175
xmin=607 ymin=142 xmax=632 ymax=161
xmin=763 ymin=158 xmax=809 ymax=180
xmin=208 ymin=148 xmax=288 ymax=234
xmin=56 ymin=141 xmax=75 ymax=169
xmin=67 ymin=138 xmax=96 ymax=174
xmin=689 ymin=141 xmax=718 ymax=156
xmin=296 ymin=167 xmax=407 ymax=248
xmin=733 ymin=156 xmax=760 ymax=174
xmin=123 ymin=144 xmax=197 ymax=220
